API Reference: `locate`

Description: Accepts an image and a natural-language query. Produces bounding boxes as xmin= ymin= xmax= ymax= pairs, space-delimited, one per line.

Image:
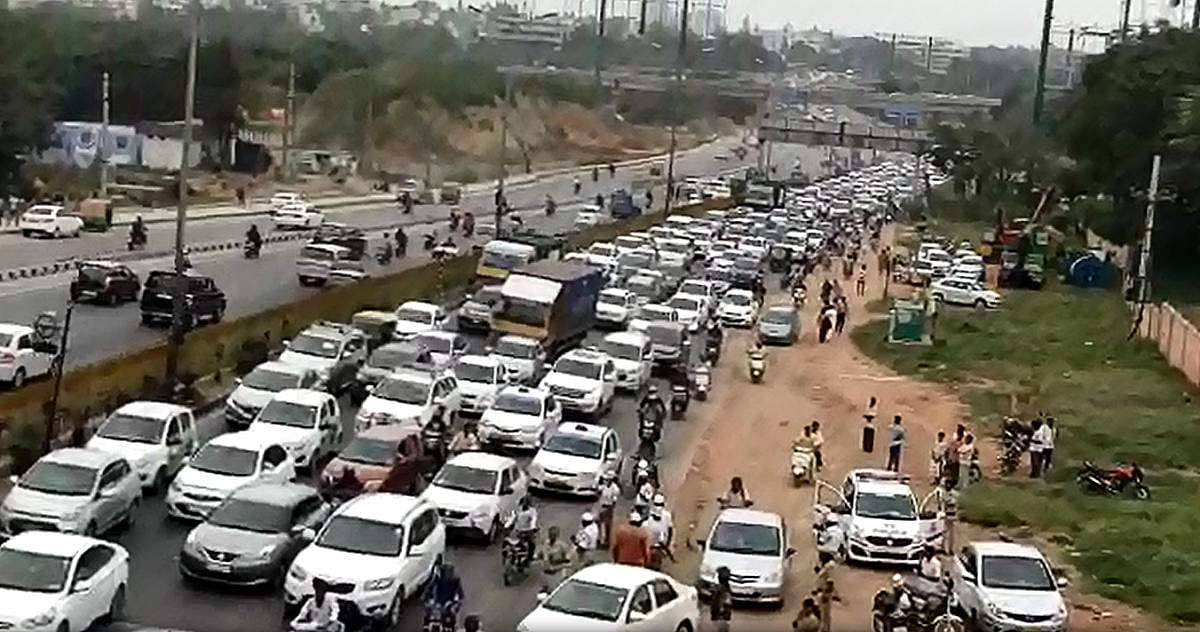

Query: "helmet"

xmin=581 ymin=512 xmax=594 ymax=523
xmin=637 ymin=459 xmax=649 ymax=469
xmin=601 ymin=470 xmax=616 ymax=481
xmin=629 ymin=510 xmax=642 ymax=523
xmin=653 ymin=494 xmax=666 ymax=506
xmin=647 ymin=385 xmax=658 ymax=395
xmin=891 ymin=573 xmax=904 ymax=588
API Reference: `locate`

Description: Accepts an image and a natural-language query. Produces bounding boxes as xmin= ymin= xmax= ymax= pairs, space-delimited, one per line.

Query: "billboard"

xmin=43 ymin=122 xmax=138 ymax=169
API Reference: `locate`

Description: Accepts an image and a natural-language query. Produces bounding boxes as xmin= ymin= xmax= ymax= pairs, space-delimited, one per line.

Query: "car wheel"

xmin=52 ymin=227 xmax=61 ymax=238
xmin=140 ymin=313 xmax=153 ymax=326
xmin=675 ymin=621 xmax=693 ymax=632
xmin=11 ymin=368 xmax=25 ymax=389
xmin=151 ymin=468 xmax=168 ymax=496
xmin=21 ymin=230 xmax=31 ymax=238
xmin=385 ymin=589 xmax=405 ymax=629
xmin=123 ymin=498 xmax=139 ymax=531
xmin=56 ymin=622 xmax=69 ymax=632
xmin=487 ymin=518 xmax=501 ymax=544
xmin=974 ymin=299 xmax=986 ymax=309
xmin=107 ymin=585 xmax=126 ymax=622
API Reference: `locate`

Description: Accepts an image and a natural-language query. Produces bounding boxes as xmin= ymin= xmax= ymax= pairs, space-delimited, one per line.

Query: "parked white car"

xmin=1 ymin=448 xmax=141 ymax=538
xmin=414 ymin=330 xmax=469 ymax=369
xmin=86 ymin=401 xmax=197 ymax=494
xmin=284 ymin=494 xmax=446 ymax=629
xmin=538 ymin=349 xmax=616 ymax=420
xmin=813 ymin=469 xmax=942 ymax=566
xmin=479 ymin=385 xmax=562 ymax=451
xmin=717 ymin=289 xmax=759 ymax=327
xmin=929 ymin=278 xmax=1002 ymax=308
xmin=452 ymin=355 xmax=506 ymax=415
xmin=627 ymin=304 xmax=679 ymax=334
xmin=166 ymin=432 xmax=294 ymax=521
xmin=269 ymin=192 xmax=306 ymax=211
xmin=247 ymin=389 xmax=342 ymax=472
xmin=574 ymin=209 xmax=602 ymax=230
xmin=19 ymin=204 xmax=83 ymax=238
xmin=0 ymin=323 xmax=55 ymax=388
xmin=600 ymin=331 xmax=653 ymax=392
xmin=224 ymin=361 xmax=321 ymax=430
xmin=393 ymin=301 xmax=446 ymax=341
xmin=0 ymin=532 xmax=130 ymax=632
xmin=666 ymin=294 xmax=708 ymax=332
xmin=951 ymin=542 xmax=1069 ymax=632
xmin=595 ymin=288 xmax=640 ymax=328
xmin=697 ymin=508 xmax=795 ymax=607
xmin=488 ymin=334 xmax=546 ymax=385
xmin=355 ymin=368 xmax=460 ymax=432
xmin=528 ymin=422 xmax=622 ymax=497
xmin=421 ymin=452 xmax=528 ymax=542
xmin=272 ymin=202 xmax=324 ymax=230
xmin=518 ymin=563 xmax=700 ymax=632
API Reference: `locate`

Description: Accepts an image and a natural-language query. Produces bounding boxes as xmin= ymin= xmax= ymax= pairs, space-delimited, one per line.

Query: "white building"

xmin=876 ymin=33 xmax=969 ymax=75
xmin=482 ymin=12 xmax=571 ymax=45
xmin=7 ymin=0 xmax=138 ymax=18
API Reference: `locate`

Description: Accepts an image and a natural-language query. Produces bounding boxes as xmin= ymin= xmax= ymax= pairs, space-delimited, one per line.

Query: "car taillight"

xmin=0 ymin=352 xmax=14 ymax=363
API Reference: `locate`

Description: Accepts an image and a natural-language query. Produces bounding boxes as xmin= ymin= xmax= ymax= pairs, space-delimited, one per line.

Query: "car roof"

xmin=971 ymin=541 xmax=1046 ymax=559
xmin=445 ymin=451 xmax=516 ymax=472
xmin=337 ymin=492 xmax=424 ymax=524
xmin=496 ymin=334 xmax=537 ymax=345
xmin=303 ymin=243 xmax=348 ymax=253
xmin=43 ymin=447 xmax=119 ymax=469
xmin=552 ymin=421 xmax=608 ymax=440
xmin=227 ymin=482 xmax=315 ymax=506
xmin=77 ymin=260 xmax=125 ymax=269
xmin=356 ymin=424 xmax=422 ymax=441
xmin=498 ymin=384 xmax=551 ymax=399
xmin=456 ymin=354 xmax=499 ymax=367
xmin=253 ymin=360 xmax=311 ymax=375
xmin=600 ymin=287 xmax=631 ymax=296
xmin=716 ymin=508 xmax=783 ymax=528
xmin=209 ymin=430 xmax=285 ymax=450
xmin=567 ymin=563 xmax=669 ymax=589
xmin=604 ymin=331 xmax=649 ymax=345
xmin=0 ymin=323 xmax=34 ymax=336
xmin=559 ymin=348 xmax=609 ymax=363
xmin=2 ymin=532 xmax=111 ymax=558
xmin=418 ymin=330 xmax=460 ymax=341
xmin=397 ymin=301 xmax=439 ymax=312
xmin=270 ymin=388 xmax=333 ymax=406
xmin=113 ymin=400 xmax=191 ymax=420
xmin=724 ymin=289 xmax=754 ymax=297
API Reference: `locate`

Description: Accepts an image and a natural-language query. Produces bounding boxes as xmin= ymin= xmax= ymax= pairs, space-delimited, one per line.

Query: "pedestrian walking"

xmin=596 ymin=471 xmax=620 ymax=547
xmin=856 ymin=264 xmax=867 ymax=296
xmin=571 ymin=512 xmax=600 ymax=573
xmin=833 ymin=298 xmax=848 ymax=335
xmin=538 ymin=526 xmax=574 ymax=579
xmin=934 ymin=482 xmax=959 ymax=554
xmin=814 ymin=579 xmax=839 ymax=632
xmin=817 ymin=303 xmax=835 ymax=343
xmin=930 ymin=431 xmax=948 ymax=485
xmin=862 ymin=396 xmax=878 ymax=453
xmin=958 ymin=434 xmax=978 ymax=489
xmin=944 ymin=425 xmax=963 ymax=489
xmin=1042 ymin=417 xmax=1057 ymax=471
xmin=1028 ymin=419 xmax=1046 ymax=478
xmin=886 ymin=415 xmax=905 ymax=472
xmin=0 ymin=196 xmax=10 ymax=227
xmin=810 ymin=421 xmax=825 ymax=472
xmin=708 ymin=567 xmax=733 ymax=632
xmin=792 ymin=598 xmax=821 ymax=632
xmin=610 ymin=511 xmax=652 ymax=567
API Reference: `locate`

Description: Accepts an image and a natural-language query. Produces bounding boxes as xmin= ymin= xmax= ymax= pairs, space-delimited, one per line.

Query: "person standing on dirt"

xmin=886 ymin=415 xmax=906 ymax=472
xmin=862 ymin=396 xmax=878 ymax=453
xmin=944 ymin=426 xmax=964 ymax=488
xmin=817 ymin=303 xmax=835 ymax=343
xmin=958 ymin=433 xmax=978 ymax=488
xmin=1028 ymin=419 xmax=1046 ymax=478
xmin=810 ymin=421 xmax=825 ymax=472
xmin=1042 ymin=418 xmax=1057 ymax=472
xmin=792 ymin=599 xmax=821 ymax=632
xmin=930 ymin=431 xmax=948 ymax=485
xmin=607 ymin=162 xmax=615 ymax=177
xmin=814 ymin=579 xmax=839 ymax=632
xmin=834 ymin=298 xmax=848 ymax=336
xmin=856 ymin=264 xmax=867 ymax=296
xmin=596 ymin=471 xmax=620 ymax=547
xmin=592 ymin=166 xmax=600 ymax=182
xmin=709 ymin=567 xmax=734 ymax=632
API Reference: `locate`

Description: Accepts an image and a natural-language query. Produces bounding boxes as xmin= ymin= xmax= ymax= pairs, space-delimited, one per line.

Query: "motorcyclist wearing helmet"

xmin=638 ymin=386 xmax=667 ymax=433
xmin=245 ymin=224 xmax=262 ymax=250
xmin=291 ymin=577 xmax=341 ymax=632
xmin=423 ymin=561 xmax=465 ymax=627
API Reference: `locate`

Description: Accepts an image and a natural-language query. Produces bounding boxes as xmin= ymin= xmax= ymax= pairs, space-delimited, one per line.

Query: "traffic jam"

xmin=0 ymin=158 xmax=989 ymax=632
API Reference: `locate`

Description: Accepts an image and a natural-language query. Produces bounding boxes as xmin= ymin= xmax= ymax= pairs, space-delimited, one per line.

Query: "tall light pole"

xmin=495 ymin=74 xmax=512 ymax=234
xmin=100 ymin=71 xmax=110 ymax=198
xmin=594 ymin=0 xmax=608 ymax=90
xmin=1032 ymin=0 xmax=1054 ymax=126
xmin=664 ymin=0 xmax=690 ymax=214
xmin=165 ymin=0 xmax=200 ymax=393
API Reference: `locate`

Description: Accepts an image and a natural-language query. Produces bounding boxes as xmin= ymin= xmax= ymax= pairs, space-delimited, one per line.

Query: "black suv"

xmin=139 ymin=271 xmax=227 ymax=328
xmin=70 ymin=260 xmax=140 ymax=305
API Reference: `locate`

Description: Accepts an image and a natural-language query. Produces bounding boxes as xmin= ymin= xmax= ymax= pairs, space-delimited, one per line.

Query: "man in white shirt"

xmin=646 ymin=495 xmax=674 ymax=570
xmin=596 ymin=471 xmax=620 ymax=547
xmin=1029 ymin=419 xmax=1047 ymax=478
xmin=1041 ymin=417 xmax=1057 ymax=472
xmin=572 ymin=511 xmax=600 ymax=572
xmin=291 ymin=578 xmax=341 ymax=632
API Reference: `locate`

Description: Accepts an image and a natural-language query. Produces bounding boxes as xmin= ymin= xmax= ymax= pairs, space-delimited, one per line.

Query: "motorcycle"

xmin=127 ymin=230 xmax=147 ymax=251
xmin=423 ymin=232 xmax=437 ymax=251
xmin=545 ymin=198 xmax=557 ymax=216
xmin=793 ymin=287 xmax=806 ymax=310
xmin=629 ymin=457 xmax=658 ymax=499
xmin=501 ymin=524 xmax=533 ymax=586
xmin=422 ymin=419 xmax=448 ymax=471
xmin=871 ymin=575 xmax=962 ymax=632
xmin=670 ymin=384 xmax=690 ymax=419
xmin=999 ymin=417 xmax=1031 ymax=476
xmin=1076 ymin=461 xmax=1149 ymax=500
xmin=791 ymin=445 xmax=815 ymax=486
xmin=748 ymin=352 xmax=765 ymax=384
xmin=243 ymin=241 xmax=261 ymax=259
xmin=422 ymin=602 xmax=459 ymax=632
xmin=375 ymin=245 xmax=393 ymax=266
xmin=288 ymin=581 xmax=372 ymax=632
xmin=693 ymin=366 xmax=711 ymax=401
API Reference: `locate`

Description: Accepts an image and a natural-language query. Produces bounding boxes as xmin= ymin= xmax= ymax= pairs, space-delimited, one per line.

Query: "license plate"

xmin=157 ymin=293 xmax=172 ymax=300
xmin=545 ymin=480 xmax=571 ymax=490
xmin=207 ymin=562 xmax=232 ymax=573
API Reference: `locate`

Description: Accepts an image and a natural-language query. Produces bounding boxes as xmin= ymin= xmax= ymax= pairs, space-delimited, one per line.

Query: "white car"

xmin=528 ymin=422 xmax=622 ymax=497
xmin=600 ymin=331 xmax=653 ymax=392
xmin=488 ymin=334 xmax=546 ymax=385
xmin=518 ymin=563 xmax=700 ymax=632
xmin=224 ymin=361 xmax=321 ymax=430
xmin=697 ymin=508 xmax=795 ymax=606
xmin=452 ymin=354 xmax=506 ymax=415
xmin=0 ymin=323 xmax=55 ymax=388
xmin=479 ymin=385 xmax=562 ymax=451
xmin=414 ymin=330 xmax=469 ymax=369
xmin=421 ymin=452 xmax=528 ymax=542
xmin=272 ymin=202 xmax=323 ymax=229
xmin=247 ymin=389 xmax=342 ymax=472
xmin=666 ymin=294 xmax=708 ymax=332
xmin=676 ymin=279 xmax=719 ymax=312
xmin=951 ymin=542 xmax=1069 ymax=632
xmin=355 ymin=368 xmax=460 ymax=432
xmin=284 ymin=494 xmax=445 ymax=629
xmin=814 ymin=469 xmax=942 ymax=566
xmin=276 ymin=323 xmax=368 ymax=393
xmin=393 ymin=301 xmax=446 ymax=341
xmin=86 ymin=401 xmax=198 ymax=494
xmin=595 ymin=288 xmax=640 ymax=328
xmin=19 ymin=204 xmax=83 ymax=238
xmin=166 ymin=432 xmax=295 ymax=521
xmin=0 ymin=532 xmax=130 ymax=632
xmin=930 ymin=278 xmax=1002 ymax=308
xmin=1 ymin=448 xmax=141 ymax=538
xmin=717 ymin=289 xmax=759 ymax=327
xmin=574 ymin=209 xmax=602 ymax=230
xmin=538 ymin=349 xmax=616 ymax=420
xmin=588 ymin=242 xmax=619 ymax=259
xmin=269 ymin=192 xmax=306 ymax=210
xmin=627 ymin=304 xmax=679 ymax=334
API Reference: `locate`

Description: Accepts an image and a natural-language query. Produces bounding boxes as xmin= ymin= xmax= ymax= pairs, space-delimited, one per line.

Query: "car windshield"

xmin=597 ymin=293 xmax=626 ymax=307
xmin=317 ymin=516 xmax=403 ymax=556
xmin=242 ymin=367 xmax=301 ymax=392
xmin=554 ymin=358 xmax=603 ymax=380
xmin=679 ymin=282 xmax=708 ymax=296
xmin=0 ymin=334 xmax=10 ymax=347
xmin=432 ymin=464 xmax=499 ymax=494
xmin=209 ymin=498 xmax=293 ymax=534
xmin=190 ymin=445 xmax=258 ymax=477
xmin=373 ymin=376 xmax=431 ymax=405
xmin=396 ymin=308 xmax=434 ymax=324
xmin=257 ymin=400 xmax=319 ymax=429
xmin=710 ymin=521 xmax=781 ymax=556
xmin=619 ymin=253 xmax=652 ymax=268
xmin=734 ymin=258 xmax=758 ymax=270
xmin=762 ymin=309 xmax=793 ymax=325
xmin=981 ymin=556 xmax=1056 ymax=591
xmin=589 ymin=244 xmax=616 ymax=257
xmin=369 ymin=346 xmax=421 ymax=370
xmin=638 ymin=306 xmax=673 ymax=321
xmin=855 ymin=492 xmax=917 ymax=520
xmin=494 ymin=338 xmax=536 ymax=359
xmin=289 ymin=334 xmax=339 ymax=359
xmin=0 ymin=549 xmax=71 ymax=593
xmin=660 ymin=240 xmax=689 ymax=254
xmin=723 ymin=293 xmax=752 ymax=306
xmin=18 ymin=461 xmax=97 ymax=496
xmin=601 ymin=340 xmax=642 ymax=361
xmin=493 ymin=392 xmax=543 ymax=416
xmin=469 ymin=287 xmax=503 ymax=306
xmin=646 ymin=324 xmax=682 ymax=347
xmin=454 ymin=361 xmax=496 ymax=383
xmin=481 ymin=250 xmax=530 ymax=270
xmin=418 ymin=335 xmax=453 ymax=354
xmin=96 ymin=412 xmax=165 ymax=444
xmin=668 ymin=296 xmax=700 ymax=312
xmin=542 ymin=579 xmax=627 ymax=622
xmin=543 ymin=434 xmax=602 ymax=459
xmin=338 ymin=437 xmax=399 ymax=466
xmin=300 ymin=247 xmax=334 ymax=261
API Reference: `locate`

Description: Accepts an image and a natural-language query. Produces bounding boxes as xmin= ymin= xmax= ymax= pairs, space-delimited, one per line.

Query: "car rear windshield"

xmin=96 ymin=413 xmax=166 ymax=444
xmin=243 ymin=367 xmax=301 ymax=392
xmin=317 ymin=516 xmax=403 ymax=556
xmin=762 ymin=309 xmax=793 ymax=324
xmin=190 ymin=444 xmax=258 ymax=477
xmin=542 ymin=579 xmax=626 ymax=622
xmin=373 ymin=376 xmax=430 ymax=405
xmin=289 ymin=334 xmax=340 ymax=359
xmin=543 ymin=434 xmax=601 ymax=459
xmin=209 ymin=498 xmax=293 ymax=534
xmin=710 ymin=521 xmax=781 ymax=556
xmin=257 ymin=400 xmax=318 ymax=429
xmin=79 ymin=266 xmax=112 ymax=283
xmin=454 ymin=360 xmax=495 ymax=384
xmin=396 ymin=308 xmax=434 ymax=324
xmin=981 ymin=556 xmax=1056 ymax=591
xmin=493 ymin=392 xmax=543 ymax=416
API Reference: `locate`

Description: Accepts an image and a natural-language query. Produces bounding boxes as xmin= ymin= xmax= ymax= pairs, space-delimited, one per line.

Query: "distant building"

xmin=482 ymin=11 xmax=571 ymax=46
xmin=876 ymin=33 xmax=968 ymax=75
xmin=7 ymin=0 xmax=138 ymax=18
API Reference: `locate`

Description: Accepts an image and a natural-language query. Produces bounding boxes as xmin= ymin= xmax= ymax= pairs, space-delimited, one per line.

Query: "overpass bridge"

xmin=757 ymin=116 xmax=933 ymax=153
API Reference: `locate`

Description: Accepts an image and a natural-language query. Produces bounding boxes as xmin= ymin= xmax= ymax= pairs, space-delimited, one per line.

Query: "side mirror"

xmin=499 ymin=486 xmax=514 ymax=496
xmin=696 ymin=539 xmax=706 ymax=547
xmin=166 ymin=435 xmax=183 ymax=447
xmin=8 ymin=475 xmax=17 ymax=484
xmin=628 ymin=611 xmax=648 ymax=623
xmin=234 ymin=378 xmax=243 ymax=386
xmin=961 ymin=570 xmax=976 ymax=584
xmin=71 ymin=579 xmax=93 ymax=594
xmin=536 ymin=590 xmax=550 ymax=603
xmin=282 ymin=340 xmax=292 ymax=348
xmin=1056 ymin=577 xmax=1069 ymax=588
xmin=97 ymin=486 xmax=117 ymax=499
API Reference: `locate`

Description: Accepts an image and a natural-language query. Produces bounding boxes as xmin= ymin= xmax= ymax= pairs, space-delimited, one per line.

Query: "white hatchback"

xmin=528 ymin=422 xmax=622 ymax=497
xmin=393 ymin=301 xmax=446 ymax=341
xmin=453 ymin=354 xmax=506 ymax=415
xmin=952 ymin=541 xmax=1069 ymax=632
xmin=0 ymin=532 xmax=130 ymax=632
xmin=599 ymin=331 xmax=653 ymax=392
xmin=166 ymin=432 xmax=295 ymax=521
xmin=1 ymin=448 xmax=141 ymax=539
xmin=479 ymin=385 xmax=562 ymax=450
xmin=518 ymin=563 xmax=700 ymax=632
xmin=272 ymin=202 xmax=323 ymax=229
xmin=421 ymin=452 xmax=528 ymax=542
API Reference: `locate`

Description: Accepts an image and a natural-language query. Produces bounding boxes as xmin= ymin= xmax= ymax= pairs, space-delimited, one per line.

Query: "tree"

xmin=0 ymin=10 xmax=60 ymax=193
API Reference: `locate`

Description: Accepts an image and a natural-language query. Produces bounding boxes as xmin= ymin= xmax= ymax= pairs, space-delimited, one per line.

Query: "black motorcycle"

xmin=871 ymin=576 xmax=958 ymax=632
xmin=704 ymin=337 xmax=722 ymax=365
xmin=423 ymin=232 xmax=437 ymax=251
xmin=670 ymin=384 xmax=690 ymax=419
xmin=999 ymin=417 xmax=1031 ymax=476
xmin=501 ymin=530 xmax=533 ymax=586
xmin=422 ymin=602 xmax=459 ymax=632
xmin=243 ymin=241 xmax=261 ymax=259
xmin=375 ymin=244 xmax=394 ymax=266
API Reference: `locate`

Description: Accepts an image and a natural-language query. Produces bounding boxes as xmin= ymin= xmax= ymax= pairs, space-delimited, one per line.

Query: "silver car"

xmin=1 ymin=448 xmax=142 ymax=537
xmin=757 ymin=306 xmax=800 ymax=345
xmin=697 ymin=508 xmax=795 ymax=606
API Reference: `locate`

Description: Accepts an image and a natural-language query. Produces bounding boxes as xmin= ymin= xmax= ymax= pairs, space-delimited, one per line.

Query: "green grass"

xmin=853 ymin=284 xmax=1200 ymax=624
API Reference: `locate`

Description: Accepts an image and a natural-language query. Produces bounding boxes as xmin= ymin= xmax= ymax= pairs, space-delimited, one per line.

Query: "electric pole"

xmin=495 ymin=74 xmax=512 ymax=233
xmin=594 ymin=0 xmax=608 ymax=90
xmin=100 ymin=71 xmax=110 ymax=198
xmin=664 ymin=0 xmax=689 ymax=214
xmin=1193 ymin=0 xmax=1199 ymax=29
xmin=281 ymin=61 xmax=295 ymax=178
xmin=1135 ymin=154 xmax=1161 ymax=306
xmin=165 ymin=0 xmax=199 ymax=394
xmin=1032 ymin=0 xmax=1054 ymax=126
xmin=1121 ymin=0 xmax=1133 ymax=40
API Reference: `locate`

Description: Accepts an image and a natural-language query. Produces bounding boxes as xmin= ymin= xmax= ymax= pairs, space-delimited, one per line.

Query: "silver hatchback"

xmin=1 ymin=448 xmax=142 ymax=537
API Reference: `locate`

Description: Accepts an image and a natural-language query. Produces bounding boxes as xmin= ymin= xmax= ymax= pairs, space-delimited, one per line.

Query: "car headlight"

xmin=364 ymin=577 xmax=394 ymax=591
xmin=288 ymin=565 xmax=308 ymax=583
xmin=699 ymin=561 xmax=716 ymax=580
xmin=170 ymin=479 xmax=183 ymax=494
xmin=763 ymin=569 xmax=783 ymax=584
xmin=184 ymin=530 xmax=199 ymax=550
xmin=516 ymin=624 xmax=532 ymax=632
xmin=60 ymin=508 xmax=82 ymax=522
xmin=21 ymin=607 xmax=57 ymax=627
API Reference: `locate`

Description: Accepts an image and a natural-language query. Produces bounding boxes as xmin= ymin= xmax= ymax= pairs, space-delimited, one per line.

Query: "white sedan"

xmin=19 ymin=205 xmax=83 ymax=238
xmin=272 ymin=203 xmax=324 ymax=230
xmin=929 ymin=278 xmax=1002 ymax=308
xmin=518 ymin=563 xmax=700 ymax=632
xmin=421 ymin=452 xmax=528 ymax=542
xmin=0 ymin=532 xmax=130 ymax=632
xmin=666 ymin=294 xmax=708 ymax=332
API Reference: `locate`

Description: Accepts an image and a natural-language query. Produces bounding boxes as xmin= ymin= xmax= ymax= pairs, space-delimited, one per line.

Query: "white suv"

xmin=595 ymin=288 xmax=640 ymax=328
xmin=452 ymin=355 xmax=506 ymax=415
xmin=538 ymin=349 xmax=616 ymax=420
xmin=930 ymin=278 xmax=1002 ymax=308
xmin=355 ymin=368 xmax=460 ymax=431
xmin=600 ymin=331 xmax=653 ymax=392
xmin=814 ymin=469 xmax=942 ymax=566
xmin=421 ymin=452 xmax=528 ymax=542
xmin=529 ymin=422 xmax=622 ymax=497
xmin=951 ymin=542 xmax=1069 ymax=632
xmin=247 ymin=389 xmax=342 ymax=472
xmin=479 ymin=385 xmax=562 ymax=450
xmin=285 ymin=494 xmax=446 ymax=629
xmin=86 ymin=401 xmax=197 ymax=494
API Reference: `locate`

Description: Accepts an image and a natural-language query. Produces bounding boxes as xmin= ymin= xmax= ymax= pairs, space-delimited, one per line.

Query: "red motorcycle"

xmin=1076 ymin=462 xmax=1149 ymax=500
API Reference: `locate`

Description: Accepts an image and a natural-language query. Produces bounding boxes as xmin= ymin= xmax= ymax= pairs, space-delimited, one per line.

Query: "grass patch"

xmin=853 ymin=284 xmax=1200 ymax=624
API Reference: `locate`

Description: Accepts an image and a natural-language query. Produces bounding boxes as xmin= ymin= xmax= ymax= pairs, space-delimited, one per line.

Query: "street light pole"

xmin=165 ymin=0 xmax=199 ymax=394
xmin=1032 ymin=0 xmax=1054 ymax=126
xmin=42 ymin=303 xmax=75 ymax=454
xmin=594 ymin=0 xmax=608 ymax=90
xmin=495 ymin=74 xmax=512 ymax=234
xmin=664 ymin=0 xmax=690 ymax=214
xmin=100 ymin=71 xmax=110 ymax=198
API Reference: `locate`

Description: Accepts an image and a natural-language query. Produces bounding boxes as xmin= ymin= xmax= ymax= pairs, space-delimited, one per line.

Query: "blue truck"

xmin=609 ymin=189 xmax=642 ymax=220
xmin=493 ymin=260 xmax=605 ymax=357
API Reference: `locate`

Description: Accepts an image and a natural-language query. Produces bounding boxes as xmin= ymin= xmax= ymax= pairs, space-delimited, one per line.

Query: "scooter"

xmin=629 ymin=457 xmax=658 ymax=499
xmin=793 ymin=287 xmax=807 ymax=310
xmin=748 ymin=352 xmax=766 ymax=384
xmin=501 ymin=520 xmax=534 ymax=586
xmin=375 ymin=245 xmax=393 ymax=266
xmin=127 ymin=230 xmax=147 ymax=251
xmin=423 ymin=232 xmax=437 ymax=251
xmin=243 ymin=241 xmax=261 ymax=259
xmin=670 ymin=383 xmax=689 ymax=419
xmin=791 ymin=445 xmax=815 ymax=487
xmin=693 ymin=366 xmax=711 ymax=401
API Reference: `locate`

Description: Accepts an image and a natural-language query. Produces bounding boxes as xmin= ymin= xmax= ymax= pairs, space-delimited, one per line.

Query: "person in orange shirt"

xmin=610 ymin=511 xmax=652 ymax=567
